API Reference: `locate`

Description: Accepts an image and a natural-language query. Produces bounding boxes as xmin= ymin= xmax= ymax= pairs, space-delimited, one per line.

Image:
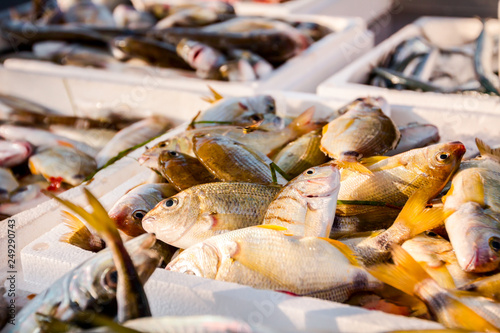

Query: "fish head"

xmin=139 ymin=139 xmax=178 ymax=169
xmin=141 ymin=191 xmax=199 ymax=246
xmin=176 ymin=39 xmax=225 ymax=74
xmin=246 ymin=95 xmax=276 ymax=115
xmin=158 ymin=150 xmax=187 ymax=169
xmin=167 ymin=242 xmax=220 ymax=279
xmin=401 ymin=232 xmax=452 ymax=267
xmin=108 ymin=198 xmax=148 ymax=237
xmin=290 ymin=162 xmax=340 ymax=198
xmin=416 ymin=141 xmax=466 ymax=179
xmin=447 ymin=202 xmax=500 ymax=273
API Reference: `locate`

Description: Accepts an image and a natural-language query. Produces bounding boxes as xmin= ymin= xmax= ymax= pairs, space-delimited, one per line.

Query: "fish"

xmin=28 ymin=146 xmax=97 ymax=187
xmin=386 ymin=123 xmax=440 ymax=156
xmin=139 ymin=107 xmax=320 ymax=160
xmin=192 ymin=134 xmax=288 ymax=185
xmin=108 ymin=183 xmax=178 ymax=237
xmin=221 ymin=49 xmax=274 ymax=80
xmin=10 ymin=233 xmax=159 ymax=333
xmin=49 ymin=125 xmax=117 ymax=151
xmin=195 ymin=94 xmax=276 ymax=125
xmin=367 ymin=246 xmax=500 ymax=331
xmin=0 ymin=167 xmax=18 ymax=201
xmin=111 ymin=36 xmax=192 ymax=69
xmin=445 ymin=202 xmax=500 ymax=273
xmin=52 ymin=188 xmax=155 ymax=322
xmin=0 ymin=125 xmax=98 ymax=157
xmin=333 ymin=141 xmax=466 ymax=233
xmin=158 ymin=150 xmax=218 ymax=191
xmin=443 ymin=139 xmax=500 ymax=273
xmin=96 ymin=116 xmax=171 ymax=168
xmin=63 ymin=0 xmax=116 ymax=27
xmin=320 ymin=96 xmax=400 ymax=174
xmin=113 ymin=4 xmax=156 ymax=29
xmin=142 ymin=182 xmax=281 ymax=249
xmin=402 ymin=232 xmax=481 ymax=288
xmin=154 ymin=6 xmax=233 ymax=29
xmin=474 ymin=20 xmax=500 ymax=96
xmin=60 ymin=210 xmax=106 ymax=252
xmin=176 ymin=38 xmax=227 ymax=79
xmin=262 ymin=162 xmax=340 ymax=237
xmin=0 ymin=140 xmax=32 ymax=168
xmin=167 ymin=225 xmax=383 ymax=302
xmin=459 ymin=272 xmax=500 ymax=302
xmin=273 ymin=129 xmax=329 ymax=178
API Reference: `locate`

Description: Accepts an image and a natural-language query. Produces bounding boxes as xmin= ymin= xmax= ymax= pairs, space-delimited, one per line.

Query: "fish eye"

xmin=489 ymin=237 xmax=500 ymax=253
xmin=158 ymin=142 xmax=167 ymax=148
xmin=306 ymin=169 xmax=315 ymax=175
xmin=267 ymin=104 xmax=275 ymax=112
xmin=101 ymin=268 xmax=118 ymax=291
xmin=132 ymin=210 xmax=147 ymax=220
xmin=425 ymin=231 xmax=438 ymax=237
xmin=435 ymin=152 xmax=451 ymax=163
xmin=168 ymin=151 xmax=179 ymax=157
xmin=249 ymin=114 xmax=263 ymax=122
xmin=164 ymin=197 xmax=178 ymax=208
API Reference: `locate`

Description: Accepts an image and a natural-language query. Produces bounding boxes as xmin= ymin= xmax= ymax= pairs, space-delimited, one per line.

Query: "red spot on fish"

xmin=27 ymin=293 xmax=37 ymax=300
xmin=238 ymin=102 xmax=249 ymax=111
xmin=275 ymin=290 xmax=299 ymax=297
xmin=47 ymin=177 xmax=64 ymax=191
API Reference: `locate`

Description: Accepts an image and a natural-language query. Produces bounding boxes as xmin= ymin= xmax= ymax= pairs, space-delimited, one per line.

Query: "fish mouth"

xmin=137 ymin=156 xmax=149 ymax=165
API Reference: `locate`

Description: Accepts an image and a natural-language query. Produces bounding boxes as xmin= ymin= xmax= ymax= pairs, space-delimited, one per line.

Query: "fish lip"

xmin=464 ymin=252 xmax=478 ymax=272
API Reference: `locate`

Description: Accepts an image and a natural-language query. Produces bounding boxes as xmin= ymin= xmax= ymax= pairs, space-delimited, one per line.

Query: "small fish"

xmin=158 ymin=150 xmax=217 ymax=191
xmin=367 ymin=246 xmax=500 ymax=331
xmin=28 ymin=146 xmax=97 ymax=186
xmin=0 ymin=140 xmax=32 ymax=168
xmin=335 ymin=142 xmax=466 ymax=229
xmin=167 ymin=225 xmax=383 ymax=302
xmin=176 ymin=38 xmax=227 ymax=79
xmin=386 ymin=123 xmax=440 ymax=156
xmin=262 ymin=162 xmax=340 ymax=237
xmin=63 ymin=0 xmax=116 ymax=27
xmin=192 ymin=134 xmax=287 ymax=185
xmin=11 ymin=233 xmax=159 ymax=332
xmin=142 ymin=182 xmax=281 ymax=249
xmin=474 ymin=20 xmax=500 ymax=96
xmin=320 ymin=97 xmax=400 ymax=174
xmin=0 ymin=125 xmax=98 ymax=157
xmin=273 ymin=129 xmax=329 ymax=178
xmin=49 ymin=125 xmax=117 ymax=151
xmin=108 ymin=183 xmax=178 ymax=237
xmin=155 ymin=6 xmax=232 ymax=29
xmin=113 ymin=4 xmax=156 ymax=29
xmin=52 ymin=189 xmax=155 ymax=322
xmin=96 ymin=116 xmax=171 ymax=168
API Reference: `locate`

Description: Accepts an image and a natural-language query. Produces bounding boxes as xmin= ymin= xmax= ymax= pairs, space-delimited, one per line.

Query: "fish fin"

xmin=438 ymin=297 xmax=500 ymax=332
xmin=201 ymin=86 xmax=224 ymax=104
xmin=366 ymin=156 xmax=408 ymax=172
xmin=462 ymin=171 xmax=485 ymax=206
xmin=476 ymin=137 xmax=500 ymax=162
xmin=318 ymin=237 xmax=360 ymax=266
xmin=337 ymin=160 xmax=373 ymax=175
xmin=288 ymin=107 xmax=320 ymax=136
xmin=56 ymin=140 xmax=75 ymax=148
xmin=393 ymin=191 xmax=450 ymax=238
xmin=360 ymin=156 xmax=389 ymax=166
xmin=424 ymin=264 xmax=456 ymax=290
xmin=256 ymin=225 xmax=289 ymax=231
xmin=368 ymin=246 xmax=431 ymax=296
xmin=28 ymin=160 xmax=38 ymax=175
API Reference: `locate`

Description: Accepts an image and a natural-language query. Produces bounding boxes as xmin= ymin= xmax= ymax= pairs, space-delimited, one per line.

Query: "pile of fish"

xmin=5 ymin=93 xmax=500 ymax=332
xmin=370 ymin=19 xmax=500 ymax=96
xmin=0 ymin=0 xmax=332 ymax=81
xmin=0 ymin=93 xmax=172 ymax=219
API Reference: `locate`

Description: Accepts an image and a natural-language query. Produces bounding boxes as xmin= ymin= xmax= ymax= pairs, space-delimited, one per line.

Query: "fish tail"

xmin=337 ymin=160 xmax=373 ymax=175
xmin=476 ymin=137 xmax=500 ymax=162
xmin=393 ymin=191 xmax=450 ymax=238
xmin=60 ymin=210 xmax=104 ymax=252
xmin=288 ymin=107 xmax=319 ymax=135
xmin=367 ymin=245 xmax=429 ymax=296
xmin=201 ymin=86 xmax=224 ymax=104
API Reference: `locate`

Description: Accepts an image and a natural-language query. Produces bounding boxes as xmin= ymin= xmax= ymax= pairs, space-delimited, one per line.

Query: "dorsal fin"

xmin=476 ymin=138 xmax=500 ymax=162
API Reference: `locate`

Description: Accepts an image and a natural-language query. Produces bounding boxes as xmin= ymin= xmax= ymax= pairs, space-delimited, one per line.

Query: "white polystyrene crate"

xmin=1 ymin=13 xmax=372 ymax=94
xmin=10 ymin=90 xmax=500 ymax=330
xmin=317 ymin=17 xmax=500 ymax=114
xmin=233 ymin=0 xmax=392 ymax=23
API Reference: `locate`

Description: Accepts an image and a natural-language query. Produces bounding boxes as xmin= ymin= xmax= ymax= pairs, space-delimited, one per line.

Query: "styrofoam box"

xmin=1 ymin=13 xmax=372 ymax=94
xmin=317 ymin=17 xmax=500 ymax=114
xmin=233 ymin=0 xmax=393 ymax=23
xmin=8 ymin=90 xmax=500 ymax=331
